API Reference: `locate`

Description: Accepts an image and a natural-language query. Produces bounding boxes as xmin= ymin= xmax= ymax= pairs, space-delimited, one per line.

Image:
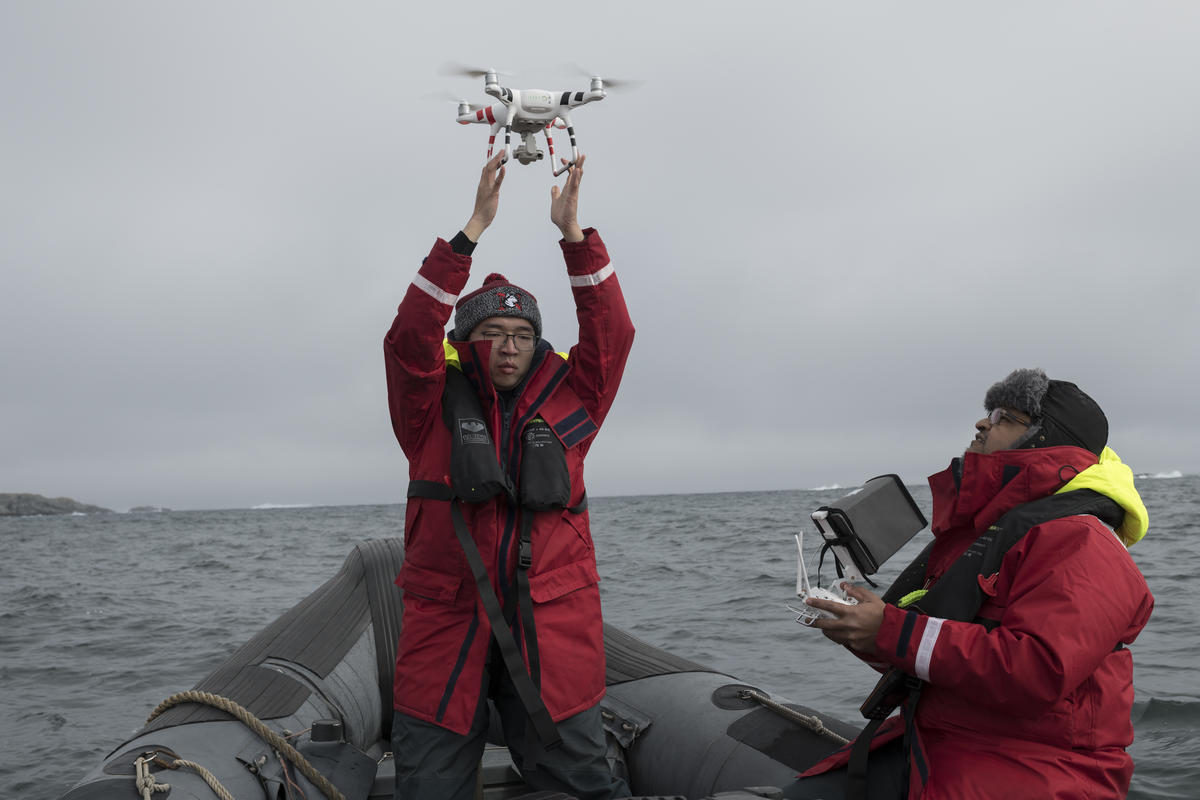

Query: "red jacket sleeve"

xmin=560 ymin=228 xmax=635 ymax=446
xmin=383 ymin=239 xmax=473 ymax=455
xmin=872 ymin=517 xmax=1154 ymax=714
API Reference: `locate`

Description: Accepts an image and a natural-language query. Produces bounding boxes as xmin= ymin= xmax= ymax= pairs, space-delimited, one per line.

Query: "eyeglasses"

xmin=476 ymin=330 xmax=537 ymax=352
xmin=988 ymin=408 xmax=1031 ymax=427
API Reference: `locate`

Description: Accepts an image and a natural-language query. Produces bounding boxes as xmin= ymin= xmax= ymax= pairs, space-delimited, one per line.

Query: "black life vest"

xmin=846 ymin=489 xmax=1125 ymax=800
xmin=433 ymin=366 xmax=574 ymax=511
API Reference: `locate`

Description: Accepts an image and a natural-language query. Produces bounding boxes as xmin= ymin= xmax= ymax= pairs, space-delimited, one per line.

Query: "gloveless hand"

xmin=807 ymin=583 xmax=886 ymax=654
xmin=550 ymin=153 xmax=585 ymax=242
xmin=463 ymin=151 xmax=506 ymax=242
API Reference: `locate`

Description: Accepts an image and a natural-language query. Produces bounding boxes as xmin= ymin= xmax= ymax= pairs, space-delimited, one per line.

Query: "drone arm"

xmin=457 ymin=104 xmax=500 ymax=126
xmin=485 ymin=81 xmax=511 ymax=103
xmin=561 ymin=88 xmax=606 ymax=108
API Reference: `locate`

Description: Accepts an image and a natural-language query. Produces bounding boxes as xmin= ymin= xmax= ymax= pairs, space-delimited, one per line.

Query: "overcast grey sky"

xmin=3 ymin=2 xmax=1197 ymax=511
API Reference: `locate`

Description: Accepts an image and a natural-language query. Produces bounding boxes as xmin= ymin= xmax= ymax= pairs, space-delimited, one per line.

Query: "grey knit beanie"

xmin=452 ymin=273 xmax=542 ymax=341
xmin=983 ymin=368 xmax=1108 ymax=456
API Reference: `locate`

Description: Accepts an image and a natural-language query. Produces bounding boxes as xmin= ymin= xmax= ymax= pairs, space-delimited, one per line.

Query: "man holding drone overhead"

xmin=384 ymin=152 xmax=634 ymax=800
xmin=800 ymin=369 xmax=1154 ymax=800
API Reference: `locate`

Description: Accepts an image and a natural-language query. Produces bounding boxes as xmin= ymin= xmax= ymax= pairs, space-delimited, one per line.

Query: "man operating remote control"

xmin=799 ymin=368 xmax=1154 ymax=800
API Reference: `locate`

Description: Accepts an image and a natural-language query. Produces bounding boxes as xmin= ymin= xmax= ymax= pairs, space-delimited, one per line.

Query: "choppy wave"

xmin=1133 ymin=695 xmax=1200 ymax=725
xmin=250 ymin=502 xmax=313 ymax=509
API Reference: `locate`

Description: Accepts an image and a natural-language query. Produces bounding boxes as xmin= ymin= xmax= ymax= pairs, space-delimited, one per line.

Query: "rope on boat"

xmin=137 ymin=754 xmax=237 ymax=800
xmin=134 ymin=756 xmax=172 ymax=799
xmin=737 ymin=688 xmax=851 ymax=746
xmin=174 ymin=759 xmax=237 ymax=800
xmin=145 ymin=689 xmax=346 ymax=800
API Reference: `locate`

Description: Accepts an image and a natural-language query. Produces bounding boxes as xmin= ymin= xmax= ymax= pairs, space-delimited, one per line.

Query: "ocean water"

xmin=2 ymin=477 xmax=1196 ymax=799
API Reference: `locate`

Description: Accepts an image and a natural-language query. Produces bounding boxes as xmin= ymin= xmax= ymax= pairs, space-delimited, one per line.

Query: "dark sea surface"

xmin=2 ymin=477 xmax=1196 ymax=799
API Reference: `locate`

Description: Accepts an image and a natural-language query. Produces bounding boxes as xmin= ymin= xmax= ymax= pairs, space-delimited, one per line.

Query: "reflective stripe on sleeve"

xmin=914 ymin=617 xmax=944 ymax=682
xmin=413 ymin=274 xmax=457 ymax=306
xmin=568 ymin=263 xmax=615 ymax=287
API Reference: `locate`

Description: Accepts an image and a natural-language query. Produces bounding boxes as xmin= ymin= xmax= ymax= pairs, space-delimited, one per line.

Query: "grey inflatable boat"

xmin=57 ymin=539 xmax=865 ymax=800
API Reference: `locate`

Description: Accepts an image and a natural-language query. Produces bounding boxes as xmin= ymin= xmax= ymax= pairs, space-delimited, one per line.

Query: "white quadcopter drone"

xmin=446 ymin=66 xmax=622 ymax=176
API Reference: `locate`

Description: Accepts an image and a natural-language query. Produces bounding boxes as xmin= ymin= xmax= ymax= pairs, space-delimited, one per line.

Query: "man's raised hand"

xmin=550 ymin=153 xmax=586 ymax=243
xmin=463 ymin=152 xmax=506 ymax=243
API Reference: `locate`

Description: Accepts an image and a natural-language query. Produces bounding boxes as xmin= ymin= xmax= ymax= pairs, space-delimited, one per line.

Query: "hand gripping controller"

xmin=788 ymin=532 xmax=859 ymax=626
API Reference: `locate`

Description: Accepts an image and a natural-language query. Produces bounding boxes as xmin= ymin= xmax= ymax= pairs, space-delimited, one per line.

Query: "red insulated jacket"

xmin=803 ymin=446 xmax=1154 ymax=799
xmin=383 ymin=229 xmax=634 ymax=735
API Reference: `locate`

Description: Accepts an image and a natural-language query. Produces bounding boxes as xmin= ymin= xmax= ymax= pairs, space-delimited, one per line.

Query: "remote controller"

xmin=789 ymin=533 xmax=859 ymax=626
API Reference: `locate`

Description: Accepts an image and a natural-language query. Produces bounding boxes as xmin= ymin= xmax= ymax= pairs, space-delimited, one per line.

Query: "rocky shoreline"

xmin=0 ymin=493 xmax=113 ymax=517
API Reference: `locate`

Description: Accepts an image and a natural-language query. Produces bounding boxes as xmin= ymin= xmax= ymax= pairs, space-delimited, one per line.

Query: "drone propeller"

xmin=439 ymin=62 xmax=512 ymax=80
xmin=567 ymin=63 xmax=645 ymax=90
xmin=423 ymin=90 xmax=489 ymax=111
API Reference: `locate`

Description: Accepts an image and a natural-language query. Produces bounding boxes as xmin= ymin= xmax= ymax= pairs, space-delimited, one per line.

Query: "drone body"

xmin=455 ymin=69 xmax=607 ymax=175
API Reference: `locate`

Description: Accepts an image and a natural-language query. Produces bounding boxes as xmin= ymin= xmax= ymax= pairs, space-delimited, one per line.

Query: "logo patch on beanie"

xmin=496 ymin=290 xmax=522 ymax=310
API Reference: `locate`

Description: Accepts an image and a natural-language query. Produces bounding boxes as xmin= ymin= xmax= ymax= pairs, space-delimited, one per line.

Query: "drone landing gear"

xmin=547 ymin=113 xmax=578 ymax=177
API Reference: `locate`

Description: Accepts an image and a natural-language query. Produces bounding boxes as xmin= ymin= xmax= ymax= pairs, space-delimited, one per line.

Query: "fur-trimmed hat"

xmin=983 ymin=368 xmax=1108 ymax=456
xmin=452 ymin=273 xmax=542 ymax=341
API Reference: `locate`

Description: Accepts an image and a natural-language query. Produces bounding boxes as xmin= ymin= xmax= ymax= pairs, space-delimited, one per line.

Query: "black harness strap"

xmin=514 ymin=510 xmax=544 ymax=760
xmin=846 ymin=670 xmax=921 ymax=800
xmin=517 ymin=513 xmax=541 ymax=689
xmin=899 ymin=681 xmax=923 ymax=791
xmin=448 ymin=502 xmax=562 ymax=749
xmin=845 ymin=717 xmax=885 ymax=799
xmin=407 ymin=480 xmax=455 ymax=501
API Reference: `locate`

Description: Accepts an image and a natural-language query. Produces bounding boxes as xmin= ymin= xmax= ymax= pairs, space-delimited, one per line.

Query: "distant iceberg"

xmin=810 ymin=484 xmax=844 ymax=491
xmin=1135 ymin=470 xmax=1184 ymax=480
